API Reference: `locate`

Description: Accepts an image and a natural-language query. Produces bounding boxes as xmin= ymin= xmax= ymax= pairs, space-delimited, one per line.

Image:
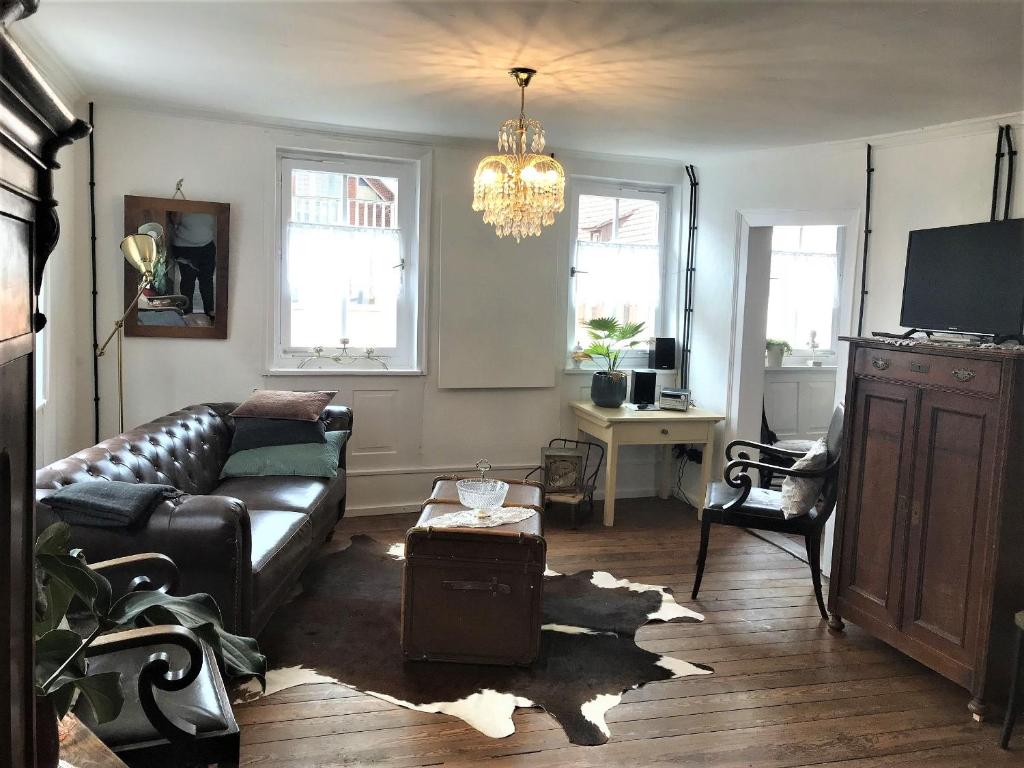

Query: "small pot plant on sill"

xmin=765 ymin=338 xmax=792 ymax=368
xmin=33 ymin=523 xmax=266 ymax=767
xmin=581 ymin=316 xmax=646 ymax=408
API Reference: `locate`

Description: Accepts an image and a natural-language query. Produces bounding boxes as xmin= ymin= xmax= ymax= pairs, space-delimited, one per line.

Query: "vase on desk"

xmin=591 ymin=371 xmax=627 ymax=408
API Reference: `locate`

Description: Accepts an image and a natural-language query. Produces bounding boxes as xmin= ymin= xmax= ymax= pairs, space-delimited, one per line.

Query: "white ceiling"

xmin=20 ymin=1 xmax=1024 ymax=159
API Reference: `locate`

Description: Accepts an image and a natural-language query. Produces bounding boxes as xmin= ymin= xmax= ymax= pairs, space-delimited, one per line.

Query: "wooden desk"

xmin=569 ymin=401 xmax=724 ymax=526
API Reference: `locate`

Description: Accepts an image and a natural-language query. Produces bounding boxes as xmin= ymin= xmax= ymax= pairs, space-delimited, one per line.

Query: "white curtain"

xmin=573 ymin=240 xmax=660 ymax=340
xmin=766 ymin=251 xmax=838 ymax=349
xmin=286 ymin=223 xmax=401 ymax=348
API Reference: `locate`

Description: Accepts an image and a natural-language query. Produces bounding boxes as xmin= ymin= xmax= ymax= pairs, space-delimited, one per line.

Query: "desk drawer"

xmin=854 ymin=348 xmax=1001 ymax=396
xmin=615 ymin=420 xmax=713 ymax=445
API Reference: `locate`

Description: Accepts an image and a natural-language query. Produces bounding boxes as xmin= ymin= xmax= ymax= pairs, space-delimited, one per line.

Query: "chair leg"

xmin=1001 ymin=624 xmax=1024 ymax=749
xmin=805 ymin=532 xmax=828 ymax=621
xmin=691 ymin=519 xmax=711 ymax=600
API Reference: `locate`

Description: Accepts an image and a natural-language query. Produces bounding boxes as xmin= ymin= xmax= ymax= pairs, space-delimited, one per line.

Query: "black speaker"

xmin=648 ymin=337 xmax=676 ymax=370
xmin=630 ymin=369 xmax=657 ymax=406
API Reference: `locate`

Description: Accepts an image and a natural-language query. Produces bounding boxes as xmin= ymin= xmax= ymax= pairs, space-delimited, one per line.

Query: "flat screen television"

xmin=900 ymin=219 xmax=1024 ymax=336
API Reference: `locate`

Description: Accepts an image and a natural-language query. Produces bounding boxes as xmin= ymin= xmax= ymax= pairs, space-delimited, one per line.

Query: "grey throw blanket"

xmin=41 ymin=480 xmax=182 ymax=529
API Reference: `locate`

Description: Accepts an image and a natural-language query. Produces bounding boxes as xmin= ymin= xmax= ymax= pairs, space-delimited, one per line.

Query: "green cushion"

xmin=220 ymin=430 xmax=348 ymax=479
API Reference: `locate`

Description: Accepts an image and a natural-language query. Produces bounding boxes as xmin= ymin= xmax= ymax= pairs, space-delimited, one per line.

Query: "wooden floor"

xmin=236 ymin=498 xmax=1020 ymax=767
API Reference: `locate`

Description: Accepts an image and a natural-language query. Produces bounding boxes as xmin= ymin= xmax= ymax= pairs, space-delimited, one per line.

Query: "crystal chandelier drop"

xmin=473 ymin=68 xmax=565 ymax=242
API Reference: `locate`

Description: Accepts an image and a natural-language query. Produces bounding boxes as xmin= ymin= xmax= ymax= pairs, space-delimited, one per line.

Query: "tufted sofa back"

xmin=36 ymin=403 xmax=237 ymax=495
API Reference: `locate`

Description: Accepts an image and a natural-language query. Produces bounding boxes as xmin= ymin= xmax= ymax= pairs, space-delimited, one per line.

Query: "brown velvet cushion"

xmin=230 ymin=390 xmax=337 ymax=422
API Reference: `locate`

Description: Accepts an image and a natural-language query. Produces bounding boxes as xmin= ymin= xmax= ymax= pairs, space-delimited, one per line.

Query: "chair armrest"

xmin=87 ymin=625 xmax=207 ymax=743
xmin=721 ymin=456 xmax=839 ymax=512
xmin=725 ymin=439 xmax=807 ymax=461
xmin=89 ymin=553 xmax=179 ymax=596
xmin=324 ymin=405 xmax=353 ymax=433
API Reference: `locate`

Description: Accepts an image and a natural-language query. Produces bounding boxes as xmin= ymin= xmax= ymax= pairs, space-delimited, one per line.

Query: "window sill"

xmin=563 ymin=366 xmax=676 ymax=375
xmin=264 ymin=367 xmax=425 ymax=377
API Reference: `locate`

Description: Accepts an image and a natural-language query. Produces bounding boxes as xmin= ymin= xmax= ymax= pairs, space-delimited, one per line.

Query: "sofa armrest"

xmin=324 ymin=405 xmax=353 ymax=433
xmin=36 ymin=492 xmax=254 ymax=634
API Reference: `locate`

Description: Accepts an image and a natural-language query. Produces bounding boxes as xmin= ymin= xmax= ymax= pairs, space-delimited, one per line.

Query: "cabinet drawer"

xmin=854 ymin=348 xmax=1001 ymax=396
xmin=614 ymin=420 xmax=713 ymax=445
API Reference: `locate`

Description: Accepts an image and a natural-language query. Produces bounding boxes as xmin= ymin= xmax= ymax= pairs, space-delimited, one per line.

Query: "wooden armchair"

xmin=79 ymin=554 xmax=240 ymax=767
xmin=692 ymin=405 xmax=845 ymax=621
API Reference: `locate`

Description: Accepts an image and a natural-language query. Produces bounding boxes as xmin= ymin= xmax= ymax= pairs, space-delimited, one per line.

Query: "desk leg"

xmin=698 ymin=434 xmax=715 ymax=511
xmin=603 ymin=434 xmax=618 ymax=527
xmin=657 ymin=444 xmax=673 ymax=500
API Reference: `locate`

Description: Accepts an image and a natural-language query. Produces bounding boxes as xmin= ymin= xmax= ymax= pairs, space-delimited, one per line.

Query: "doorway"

xmin=726 ymin=209 xmax=862 ymax=577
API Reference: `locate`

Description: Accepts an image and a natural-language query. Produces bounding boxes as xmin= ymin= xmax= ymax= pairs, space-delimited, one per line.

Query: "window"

xmin=568 ymin=184 xmax=670 ymax=362
xmin=767 ymin=225 xmax=840 ymax=354
xmin=277 ymin=153 xmax=424 ymax=371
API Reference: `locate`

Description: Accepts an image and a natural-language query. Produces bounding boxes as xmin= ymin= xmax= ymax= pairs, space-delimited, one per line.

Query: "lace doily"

xmin=422 ymin=506 xmax=538 ymax=529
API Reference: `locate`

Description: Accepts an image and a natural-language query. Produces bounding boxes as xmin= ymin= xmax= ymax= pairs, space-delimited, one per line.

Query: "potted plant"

xmin=765 ymin=338 xmax=792 ymax=368
xmin=581 ymin=317 xmax=646 ymax=407
xmin=33 ymin=523 xmax=266 ymax=766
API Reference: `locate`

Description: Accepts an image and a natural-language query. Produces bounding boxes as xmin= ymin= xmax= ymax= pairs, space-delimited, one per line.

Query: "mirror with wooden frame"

xmin=123 ymin=195 xmax=229 ymax=338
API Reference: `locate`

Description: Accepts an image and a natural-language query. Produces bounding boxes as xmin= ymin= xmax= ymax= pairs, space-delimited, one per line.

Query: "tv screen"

xmin=900 ymin=219 xmax=1024 ymax=336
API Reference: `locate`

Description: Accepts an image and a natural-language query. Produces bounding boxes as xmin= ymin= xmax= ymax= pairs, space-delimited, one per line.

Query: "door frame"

xmin=725 ymin=207 xmax=863 ymax=575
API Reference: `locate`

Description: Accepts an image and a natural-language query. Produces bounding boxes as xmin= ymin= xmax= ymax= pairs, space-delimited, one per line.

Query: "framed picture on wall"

xmin=123 ymin=195 xmax=230 ymax=339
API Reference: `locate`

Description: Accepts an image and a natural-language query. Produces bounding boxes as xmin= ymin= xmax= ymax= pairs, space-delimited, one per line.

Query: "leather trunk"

xmin=401 ymin=478 xmax=545 ymax=666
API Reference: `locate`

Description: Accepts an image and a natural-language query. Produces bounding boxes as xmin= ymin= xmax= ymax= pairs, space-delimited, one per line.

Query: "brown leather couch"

xmin=35 ymin=402 xmax=352 ymax=635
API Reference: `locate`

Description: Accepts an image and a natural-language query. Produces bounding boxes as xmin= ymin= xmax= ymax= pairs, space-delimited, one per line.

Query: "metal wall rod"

xmin=681 ymin=164 xmax=698 ymax=389
xmin=991 ymin=124 xmax=1006 ymax=222
xmin=88 ymin=101 xmax=99 ymax=443
xmin=856 ymin=144 xmax=874 ymax=336
xmin=1004 ymin=124 xmax=1016 ymax=220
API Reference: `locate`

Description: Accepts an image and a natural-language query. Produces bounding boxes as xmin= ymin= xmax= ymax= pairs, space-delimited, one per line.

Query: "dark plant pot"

xmin=35 ymin=696 xmax=59 ymax=768
xmin=591 ymin=371 xmax=628 ymax=408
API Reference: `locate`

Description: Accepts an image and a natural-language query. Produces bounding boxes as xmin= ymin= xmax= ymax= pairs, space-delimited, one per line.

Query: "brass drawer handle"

xmin=952 ymin=367 xmax=976 ymax=383
xmin=660 ymin=428 xmax=669 ymax=436
xmin=871 ymin=357 xmax=890 ymax=371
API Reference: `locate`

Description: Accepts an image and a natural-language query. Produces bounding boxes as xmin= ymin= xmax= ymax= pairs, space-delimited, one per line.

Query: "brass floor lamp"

xmin=97 ymin=233 xmax=158 ymax=433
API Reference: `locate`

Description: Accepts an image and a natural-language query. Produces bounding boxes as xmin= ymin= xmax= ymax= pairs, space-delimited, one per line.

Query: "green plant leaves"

xmin=35 ymin=629 xmax=86 ymax=691
xmin=581 ymin=317 xmax=646 ymax=371
xmin=58 ymin=672 xmax=123 ymax=725
xmin=109 ymin=591 xmax=267 ymax=688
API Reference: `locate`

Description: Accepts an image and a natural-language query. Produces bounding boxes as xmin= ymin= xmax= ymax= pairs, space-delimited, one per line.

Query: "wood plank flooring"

xmin=236 ymin=498 xmax=1018 ymax=767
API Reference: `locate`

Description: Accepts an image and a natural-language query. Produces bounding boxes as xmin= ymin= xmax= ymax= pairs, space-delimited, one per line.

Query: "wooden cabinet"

xmin=830 ymin=339 xmax=1024 ymax=719
xmin=0 ymin=4 xmax=90 ymax=765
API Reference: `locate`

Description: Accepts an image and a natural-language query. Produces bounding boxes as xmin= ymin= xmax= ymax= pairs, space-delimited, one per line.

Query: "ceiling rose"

xmin=472 ymin=68 xmax=565 ymax=242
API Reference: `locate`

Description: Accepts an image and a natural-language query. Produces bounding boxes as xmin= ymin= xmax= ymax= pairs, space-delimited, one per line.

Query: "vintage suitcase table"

xmin=401 ymin=477 xmax=545 ymax=666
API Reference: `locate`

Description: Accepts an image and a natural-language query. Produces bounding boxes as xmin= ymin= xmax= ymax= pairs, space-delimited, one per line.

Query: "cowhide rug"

xmin=238 ymin=535 xmax=713 ymax=746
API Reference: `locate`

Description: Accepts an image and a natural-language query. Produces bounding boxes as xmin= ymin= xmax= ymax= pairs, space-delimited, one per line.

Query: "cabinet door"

xmin=901 ymin=389 xmax=998 ymax=683
xmin=837 ymin=377 xmax=918 ymax=627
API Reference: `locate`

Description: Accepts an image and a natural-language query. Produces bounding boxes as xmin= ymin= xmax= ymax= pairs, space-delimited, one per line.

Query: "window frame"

xmin=272 ymin=148 xmax=430 ymax=374
xmin=566 ymin=179 xmax=674 ymax=369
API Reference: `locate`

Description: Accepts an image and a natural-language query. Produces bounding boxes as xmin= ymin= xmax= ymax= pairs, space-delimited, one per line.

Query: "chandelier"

xmin=473 ymin=67 xmax=565 ymax=242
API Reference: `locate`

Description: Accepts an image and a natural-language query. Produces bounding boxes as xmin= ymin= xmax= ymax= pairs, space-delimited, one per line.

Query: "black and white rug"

xmin=238 ymin=535 xmax=712 ymax=746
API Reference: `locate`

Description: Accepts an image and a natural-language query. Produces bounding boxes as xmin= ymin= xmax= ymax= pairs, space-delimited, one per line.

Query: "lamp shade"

xmin=119 ymin=233 xmax=158 ymax=276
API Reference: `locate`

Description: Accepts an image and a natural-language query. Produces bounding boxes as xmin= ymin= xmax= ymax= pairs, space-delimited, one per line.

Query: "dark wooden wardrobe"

xmin=829 ymin=337 xmax=1024 ymax=718
xmin=0 ymin=2 xmax=90 ymax=765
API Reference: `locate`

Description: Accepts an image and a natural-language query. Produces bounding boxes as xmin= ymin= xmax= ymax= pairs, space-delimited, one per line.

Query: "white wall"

xmin=69 ymin=103 xmax=686 ymax=513
xmin=690 ymin=114 xmax=1024 ymax=459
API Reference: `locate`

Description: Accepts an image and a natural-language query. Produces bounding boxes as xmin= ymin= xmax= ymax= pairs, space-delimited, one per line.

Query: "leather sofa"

xmin=35 ymin=402 xmax=352 ymax=635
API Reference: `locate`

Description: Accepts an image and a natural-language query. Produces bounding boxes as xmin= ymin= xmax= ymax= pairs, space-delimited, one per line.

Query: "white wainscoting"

xmin=763 ymin=366 xmax=837 ymax=441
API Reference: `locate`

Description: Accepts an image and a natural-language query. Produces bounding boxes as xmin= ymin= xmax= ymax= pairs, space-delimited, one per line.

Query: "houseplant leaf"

xmin=59 ymin=672 xmax=124 ymax=724
xmin=109 ymin=591 xmax=267 ymax=686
